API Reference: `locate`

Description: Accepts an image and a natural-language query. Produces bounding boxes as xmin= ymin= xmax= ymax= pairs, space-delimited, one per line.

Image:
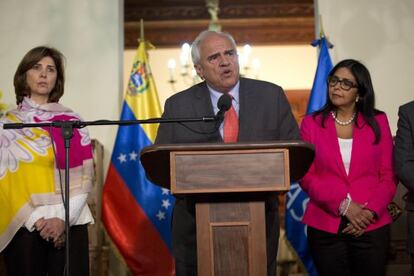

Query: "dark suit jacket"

xmin=155 ymin=77 xmax=300 ymax=274
xmin=395 ymin=101 xmax=414 ymax=209
xmin=394 ymin=101 xmax=414 ymax=253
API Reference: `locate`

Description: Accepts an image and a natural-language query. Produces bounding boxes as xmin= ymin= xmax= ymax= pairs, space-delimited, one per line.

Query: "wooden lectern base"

xmin=140 ymin=142 xmax=315 ymax=276
xmin=196 ymin=200 xmax=267 ymax=276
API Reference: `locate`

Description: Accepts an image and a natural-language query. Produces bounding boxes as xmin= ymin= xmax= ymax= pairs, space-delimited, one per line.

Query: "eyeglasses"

xmin=328 ymin=76 xmax=358 ymax=91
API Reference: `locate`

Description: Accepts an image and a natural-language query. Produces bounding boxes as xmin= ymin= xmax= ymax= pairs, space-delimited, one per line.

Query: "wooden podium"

xmin=141 ymin=141 xmax=314 ymax=276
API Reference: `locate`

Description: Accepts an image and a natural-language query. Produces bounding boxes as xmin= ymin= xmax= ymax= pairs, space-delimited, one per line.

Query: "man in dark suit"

xmin=155 ymin=30 xmax=300 ymax=276
xmin=394 ymin=100 xmax=414 ymax=276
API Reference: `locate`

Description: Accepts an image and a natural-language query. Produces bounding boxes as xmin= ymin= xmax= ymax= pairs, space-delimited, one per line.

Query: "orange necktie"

xmin=223 ymin=100 xmax=239 ymax=143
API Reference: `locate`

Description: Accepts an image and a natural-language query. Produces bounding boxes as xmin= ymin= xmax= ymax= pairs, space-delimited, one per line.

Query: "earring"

xmin=356 ymin=96 xmax=359 ymax=103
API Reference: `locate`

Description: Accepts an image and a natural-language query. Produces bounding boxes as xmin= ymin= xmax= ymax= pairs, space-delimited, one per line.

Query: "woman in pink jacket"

xmin=300 ymin=59 xmax=396 ymax=276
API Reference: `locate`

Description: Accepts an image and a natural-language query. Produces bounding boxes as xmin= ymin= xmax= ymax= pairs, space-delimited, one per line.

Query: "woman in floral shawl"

xmin=0 ymin=46 xmax=94 ymax=275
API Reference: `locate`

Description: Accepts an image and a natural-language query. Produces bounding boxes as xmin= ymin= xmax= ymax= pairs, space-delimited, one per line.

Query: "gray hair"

xmin=191 ymin=30 xmax=237 ymax=65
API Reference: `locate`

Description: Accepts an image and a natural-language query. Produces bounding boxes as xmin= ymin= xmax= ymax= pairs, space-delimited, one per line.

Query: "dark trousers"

xmin=3 ymin=225 xmax=89 ymax=276
xmin=411 ymin=254 xmax=414 ymax=276
xmin=408 ymin=211 xmax=414 ymax=276
xmin=173 ymin=197 xmax=279 ymax=276
xmin=308 ymin=221 xmax=390 ymax=276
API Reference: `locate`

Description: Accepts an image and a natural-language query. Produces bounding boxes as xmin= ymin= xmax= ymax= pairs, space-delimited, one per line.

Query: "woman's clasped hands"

xmin=34 ymin=218 xmax=66 ymax=248
xmin=342 ymin=201 xmax=376 ymax=237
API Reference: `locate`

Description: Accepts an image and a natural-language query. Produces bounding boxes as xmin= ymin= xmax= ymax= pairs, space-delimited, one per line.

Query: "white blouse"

xmin=24 ymin=194 xmax=94 ymax=231
xmin=338 ymin=138 xmax=353 ymax=175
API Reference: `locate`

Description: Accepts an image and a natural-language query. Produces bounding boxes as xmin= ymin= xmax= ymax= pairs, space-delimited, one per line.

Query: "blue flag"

xmin=307 ymin=37 xmax=334 ymax=113
xmin=285 ymin=37 xmax=333 ymax=276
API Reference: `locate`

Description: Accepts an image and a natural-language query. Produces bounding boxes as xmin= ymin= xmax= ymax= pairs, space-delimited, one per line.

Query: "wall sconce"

xmin=167 ymin=58 xmax=177 ymax=84
xmin=167 ymin=43 xmax=201 ymax=91
xmin=251 ymin=57 xmax=261 ymax=79
xmin=239 ymin=44 xmax=260 ymax=79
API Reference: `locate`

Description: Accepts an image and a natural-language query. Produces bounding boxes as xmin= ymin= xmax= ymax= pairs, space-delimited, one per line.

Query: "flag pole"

xmin=313 ymin=0 xmax=320 ymax=39
xmin=312 ymin=3 xmax=328 ymax=39
xmin=140 ymin=18 xmax=144 ymax=43
xmin=319 ymin=15 xmax=325 ymax=38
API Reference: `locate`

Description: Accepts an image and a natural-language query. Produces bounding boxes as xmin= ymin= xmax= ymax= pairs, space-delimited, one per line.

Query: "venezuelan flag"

xmin=102 ymin=41 xmax=175 ymax=275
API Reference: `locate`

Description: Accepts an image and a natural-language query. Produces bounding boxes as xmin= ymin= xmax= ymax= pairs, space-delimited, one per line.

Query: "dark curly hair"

xmin=13 ymin=46 xmax=65 ymax=105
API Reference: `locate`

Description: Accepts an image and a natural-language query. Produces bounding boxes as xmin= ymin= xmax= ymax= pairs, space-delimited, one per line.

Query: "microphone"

xmin=2 ymin=123 xmax=24 ymax=129
xmin=215 ymin=93 xmax=232 ymax=122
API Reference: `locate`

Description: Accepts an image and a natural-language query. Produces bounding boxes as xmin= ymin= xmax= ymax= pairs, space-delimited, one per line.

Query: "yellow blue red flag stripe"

xmin=102 ymin=41 xmax=174 ymax=275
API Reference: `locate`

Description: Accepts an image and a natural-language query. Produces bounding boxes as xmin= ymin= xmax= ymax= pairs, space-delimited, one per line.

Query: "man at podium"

xmin=155 ymin=30 xmax=300 ymax=276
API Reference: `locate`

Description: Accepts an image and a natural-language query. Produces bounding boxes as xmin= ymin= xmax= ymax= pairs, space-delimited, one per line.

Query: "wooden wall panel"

xmin=125 ymin=0 xmax=314 ymax=48
xmin=285 ymin=89 xmax=310 ymax=125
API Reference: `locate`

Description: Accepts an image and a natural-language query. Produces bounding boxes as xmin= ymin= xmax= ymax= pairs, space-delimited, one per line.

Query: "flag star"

xmin=161 ymin=188 xmax=170 ymax=195
xmin=118 ymin=153 xmax=127 ymax=163
xmin=129 ymin=151 xmax=138 ymax=161
xmin=156 ymin=210 xmax=166 ymax=220
xmin=162 ymin=199 xmax=171 ymax=209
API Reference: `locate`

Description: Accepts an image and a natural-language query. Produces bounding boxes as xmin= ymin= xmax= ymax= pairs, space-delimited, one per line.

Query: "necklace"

xmin=331 ymin=111 xmax=356 ymax=126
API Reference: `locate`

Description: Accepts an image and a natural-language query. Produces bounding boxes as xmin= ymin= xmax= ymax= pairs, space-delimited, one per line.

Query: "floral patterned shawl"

xmin=0 ymin=97 xmax=93 ymax=251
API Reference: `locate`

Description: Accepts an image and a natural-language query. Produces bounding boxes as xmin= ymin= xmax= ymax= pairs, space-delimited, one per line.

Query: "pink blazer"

xmin=299 ymin=112 xmax=397 ymax=233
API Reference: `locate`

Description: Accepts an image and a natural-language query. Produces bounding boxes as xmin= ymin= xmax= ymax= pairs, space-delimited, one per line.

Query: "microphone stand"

xmin=3 ymin=115 xmax=218 ymax=276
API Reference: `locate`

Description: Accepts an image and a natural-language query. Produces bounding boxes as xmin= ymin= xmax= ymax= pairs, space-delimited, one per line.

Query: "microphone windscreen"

xmin=217 ymin=93 xmax=232 ymax=112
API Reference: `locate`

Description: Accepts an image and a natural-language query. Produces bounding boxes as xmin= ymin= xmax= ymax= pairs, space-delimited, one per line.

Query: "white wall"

xmin=317 ymin=0 xmax=414 ymax=133
xmin=0 ymin=0 xmax=123 ymax=169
